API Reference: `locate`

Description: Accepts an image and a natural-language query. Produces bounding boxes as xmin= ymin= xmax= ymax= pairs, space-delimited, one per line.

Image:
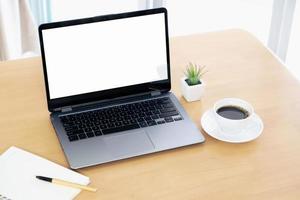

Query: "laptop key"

xmin=107 ymin=123 xmax=115 ymax=128
xmin=144 ymin=116 xmax=152 ymax=121
xmin=139 ymin=121 xmax=148 ymax=127
xmin=137 ymin=118 xmax=145 ymax=122
xmin=102 ymin=124 xmax=140 ymax=135
xmin=151 ymin=114 xmax=159 ymax=119
xmin=146 ymin=112 xmax=153 ymax=116
xmin=92 ymin=126 xmax=99 ymax=131
xmin=115 ymin=121 xmax=122 ymax=127
xmin=157 ymin=120 xmax=165 ymax=124
xmin=100 ymin=124 xmax=107 ymax=129
xmin=65 ymin=126 xmax=75 ymax=131
xmin=163 ymin=103 xmax=174 ymax=108
xmin=68 ymin=135 xmax=78 ymax=142
xmin=138 ymin=113 xmax=145 ymax=117
xmin=86 ymin=132 xmax=95 ymax=138
xmin=152 ymin=110 xmax=160 ymax=114
xmin=160 ymin=108 xmax=177 ymax=113
xmin=84 ymin=128 xmax=92 ymax=132
xmin=165 ymin=117 xmax=174 ymax=123
xmin=78 ymin=133 xmax=87 ymax=139
xmin=147 ymin=120 xmax=157 ymax=126
xmin=159 ymin=111 xmax=179 ymax=118
xmin=69 ymin=129 xmax=83 ymax=135
xmin=131 ymin=114 xmax=138 ymax=119
xmin=174 ymin=117 xmax=183 ymax=121
xmin=94 ymin=130 xmax=102 ymax=136
xmin=123 ymin=120 xmax=130 ymax=125
xmin=130 ymin=119 xmax=137 ymax=124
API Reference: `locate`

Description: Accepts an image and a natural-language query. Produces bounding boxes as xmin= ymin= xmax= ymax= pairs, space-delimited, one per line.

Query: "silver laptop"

xmin=38 ymin=8 xmax=205 ymax=169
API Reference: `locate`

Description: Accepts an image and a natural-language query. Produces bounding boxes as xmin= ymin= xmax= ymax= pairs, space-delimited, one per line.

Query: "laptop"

xmin=38 ymin=8 xmax=205 ymax=169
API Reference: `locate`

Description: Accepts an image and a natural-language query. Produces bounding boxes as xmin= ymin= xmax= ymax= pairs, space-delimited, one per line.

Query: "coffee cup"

xmin=213 ymin=98 xmax=254 ymax=134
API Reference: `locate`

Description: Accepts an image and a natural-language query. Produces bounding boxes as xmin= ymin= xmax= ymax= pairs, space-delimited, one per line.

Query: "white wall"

xmin=51 ymin=0 xmax=273 ymax=44
xmin=51 ymin=0 xmax=140 ymax=21
xmin=165 ymin=0 xmax=273 ymax=43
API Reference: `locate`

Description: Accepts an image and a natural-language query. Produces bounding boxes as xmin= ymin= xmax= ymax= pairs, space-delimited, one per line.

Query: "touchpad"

xmin=103 ymin=130 xmax=155 ymax=158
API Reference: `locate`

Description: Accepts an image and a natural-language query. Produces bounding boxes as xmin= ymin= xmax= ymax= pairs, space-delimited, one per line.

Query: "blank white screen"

xmin=42 ymin=13 xmax=168 ymax=99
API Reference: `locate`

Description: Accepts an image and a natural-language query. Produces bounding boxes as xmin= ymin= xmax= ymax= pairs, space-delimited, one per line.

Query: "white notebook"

xmin=0 ymin=146 xmax=90 ymax=200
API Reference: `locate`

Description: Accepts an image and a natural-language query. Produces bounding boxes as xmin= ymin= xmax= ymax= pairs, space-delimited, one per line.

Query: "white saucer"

xmin=201 ymin=109 xmax=263 ymax=143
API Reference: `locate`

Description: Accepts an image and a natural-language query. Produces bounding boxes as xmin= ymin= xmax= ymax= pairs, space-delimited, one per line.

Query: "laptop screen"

xmin=41 ymin=12 xmax=168 ymax=100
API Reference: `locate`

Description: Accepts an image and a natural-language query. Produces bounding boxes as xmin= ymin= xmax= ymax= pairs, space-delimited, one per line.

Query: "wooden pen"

xmin=36 ymin=175 xmax=97 ymax=192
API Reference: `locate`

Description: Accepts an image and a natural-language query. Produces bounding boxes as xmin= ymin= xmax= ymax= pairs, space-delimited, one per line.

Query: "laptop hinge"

xmin=61 ymin=106 xmax=72 ymax=113
xmin=150 ymin=90 xmax=162 ymax=96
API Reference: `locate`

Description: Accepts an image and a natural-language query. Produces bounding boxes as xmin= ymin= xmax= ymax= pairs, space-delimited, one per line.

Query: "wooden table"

xmin=1 ymin=29 xmax=300 ymax=199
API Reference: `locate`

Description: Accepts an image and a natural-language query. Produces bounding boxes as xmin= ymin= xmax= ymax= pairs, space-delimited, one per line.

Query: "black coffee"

xmin=216 ymin=106 xmax=249 ymax=120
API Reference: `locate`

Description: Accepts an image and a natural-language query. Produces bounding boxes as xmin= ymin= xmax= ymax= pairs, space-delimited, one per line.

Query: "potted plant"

xmin=181 ymin=62 xmax=206 ymax=102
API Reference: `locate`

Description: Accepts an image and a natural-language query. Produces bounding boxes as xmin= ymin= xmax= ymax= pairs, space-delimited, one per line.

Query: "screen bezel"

xmin=38 ymin=8 xmax=171 ymax=112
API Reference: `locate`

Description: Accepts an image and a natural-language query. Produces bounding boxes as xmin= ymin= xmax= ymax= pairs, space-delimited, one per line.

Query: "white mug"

xmin=213 ymin=98 xmax=254 ymax=134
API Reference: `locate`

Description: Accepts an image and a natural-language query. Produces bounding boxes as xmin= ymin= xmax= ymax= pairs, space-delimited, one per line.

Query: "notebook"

xmin=0 ymin=146 xmax=90 ymax=200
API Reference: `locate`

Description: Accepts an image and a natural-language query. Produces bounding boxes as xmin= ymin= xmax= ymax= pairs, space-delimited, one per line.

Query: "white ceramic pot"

xmin=181 ymin=77 xmax=205 ymax=102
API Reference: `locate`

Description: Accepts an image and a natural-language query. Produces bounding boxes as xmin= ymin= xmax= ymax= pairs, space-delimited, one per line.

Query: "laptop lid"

xmin=38 ymin=8 xmax=170 ymax=112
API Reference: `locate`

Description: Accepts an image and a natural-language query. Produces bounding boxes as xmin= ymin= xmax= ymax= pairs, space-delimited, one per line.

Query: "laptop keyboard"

xmin=59 ymin=97 xmax=183 ymax=142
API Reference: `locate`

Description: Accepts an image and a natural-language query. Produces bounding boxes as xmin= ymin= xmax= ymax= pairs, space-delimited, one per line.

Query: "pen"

xmin=36 ymin=175 xmax=97 ymax=192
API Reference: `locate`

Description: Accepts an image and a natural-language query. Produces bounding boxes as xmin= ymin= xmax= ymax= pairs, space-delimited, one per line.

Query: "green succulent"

xmin=184 ymin=62 xmax=206 ymax=86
